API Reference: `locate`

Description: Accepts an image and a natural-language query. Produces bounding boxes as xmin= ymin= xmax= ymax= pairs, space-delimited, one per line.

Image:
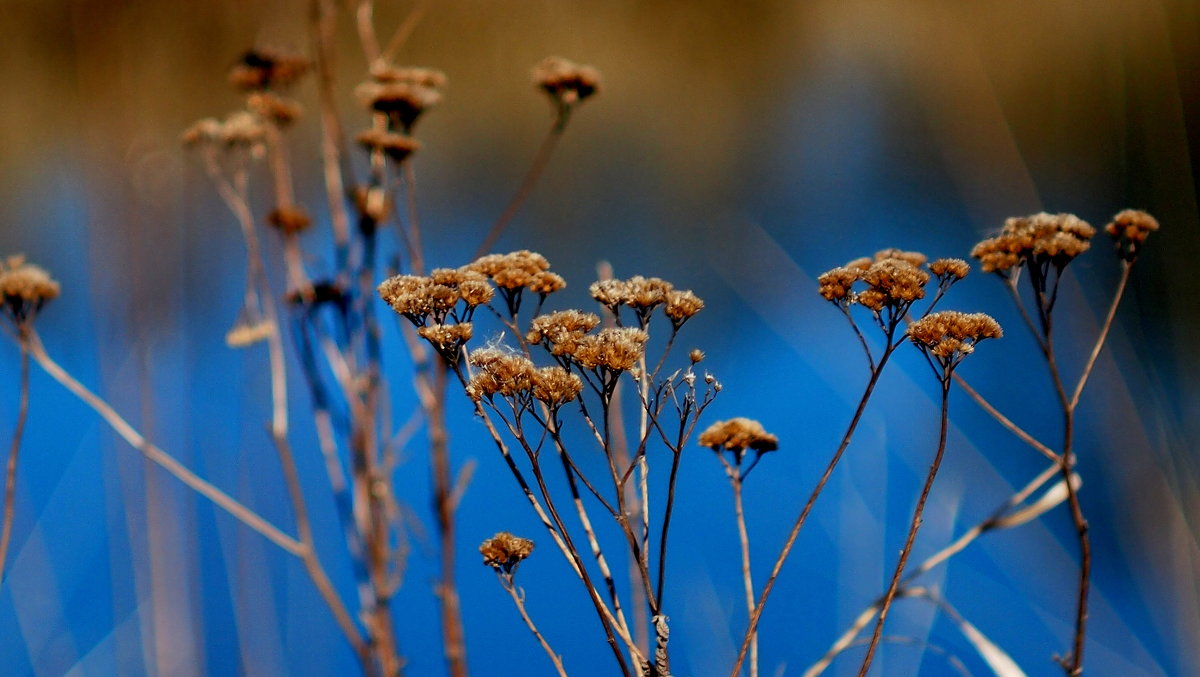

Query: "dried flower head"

xmin=971 ymin=212 xmax=1095 ymax=274
xmin=480 ymin=532 xmax=535 ymax=575
xmin=698 ymin=417 xmax=779 ymax=455
xmin=247 ymin=92 xmax=303 ymax=126
xmin=533 ymin=56 xmax=600 ymax=108
xmin=1105 ymin=209 xmax=1159 ymax=261
xmin=267 ymin=205 xmax=313 ymax=234
xmin=466 ymin=348 xmax=538 ymax=402
xmin=531 ymin=366 xmax=583 ymax=409
xmin=817 ymin=267 xmax=860 ymax=304
xmin=417 ymin=323 xmax=473 ymax=361
xmin=664 ymin=289 xmax=704 ymax=328
xmin=859 ymin=258 xmax=929 ymax=309
xmin=0 ymin=255 xmax=60 ymax=324
xmin=907 ymin=311 xmax=1003 ymax=368
xmin=571 ymin=327 xmax=648 ymax=372
xmin=229 ymin=48 xmax=309 ymax=92
xmin=357 ymin=65 xmax=446 ymax=132
xmin=378 ymin=274 xmax=460 ymax=325
xmin=689 ymin=349 xmax=705 ymax=364
xmin=929 ymin=258 xmax=970 ymax=283
xmin=874 ymin=248 xmax=928 ymax=267
xmin=528 ymin=271 xmax=566 ymax=295
xmin=355 ymin=129 xmax=421 ymax=163
xmin=589 ymin=279 xmax=628 ymax=311
xmin=527 ymin=310 xmax=601 ymax=354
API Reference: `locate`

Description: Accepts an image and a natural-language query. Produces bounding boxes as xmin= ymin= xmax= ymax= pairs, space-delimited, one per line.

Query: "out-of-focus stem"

xmin=0 ymin=333 xmax=29 ymax=580
xmin=474 ymin=122 xmax=564 ymax=258
xmin=732 ymin=476 xmax=758 ymax=677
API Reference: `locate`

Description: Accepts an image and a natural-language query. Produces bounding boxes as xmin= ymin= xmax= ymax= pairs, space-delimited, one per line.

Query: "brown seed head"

xmin=844 ymin=257 xmax=874 ymax=271
xmin=664 ymin=289 xmax=704 ymax=326
xmin=698 ymin=417 xmax=779 ymax=454
xmin=355 ymin=129 xmax=421 ymax=163
xmin=479 ymin=532 xmax=535 ymax=573
xmin=689 ymin=349 xmax=705 ymax=364
xmin=874 ymin=248 xmax=928 ymax=267
xmin=589 ymin=279 xmax=628 ymax=309
xmin=1105 ymin=209 xmax=1159 ymax=261
xmin=929 ymin=258 xmax=970 ymax=281
xmin=533 ymin=56 xmax=600 ymax=106
xmin=247 ymin=92 xmax=303 ymax=126
xmin=972 ymin=212 xmax=1094 ymax=273
xmin=229 ymin=48 xmax=310 ymax=92
xmin=528 ymin=271 xmax=567 ymax=295
xmin=417 ymin=323 xmax=473 ymax=353
xmin=907 ymin=310 xmax=1002 ymax=365
xmin=527 ymin=310 xmax=600 ymax=352
xmin=860 ymin=258 xmax=929 ymax=306
xmin=466 ymin=349 xmax=537 ymax=400
xmin=571 ymin=327 xmax=648 ymax=371
xmin=817 ymin=267 xmax=860 ymax=302
xmin=623 ymin=276 xmax=674 ymax=310
xmin=531 ymin=366 xmax=583 ymax=408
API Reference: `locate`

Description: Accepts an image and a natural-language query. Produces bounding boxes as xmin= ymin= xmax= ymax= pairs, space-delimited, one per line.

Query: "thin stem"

xmin=473 ymin=122 xmax=564 ymax=258
xmin=428 ymin=361 xmax=468 ymax=677
xmin=23 ymin=331 xmax=303 ymax=555
xmin=1070 ymin=261 xmax=1131 ymax=410
xmin=729 ymin=342 xmax=897 ymax=677
xmin=379 ymin=0 xmax=429 ymax=64
xmin=0 ymin=333 xmax=30 ymax=580
xmin=500 ymin=574 xmax=570 ymax=677
xmin=732 ymin=476 xmax=758 ymax=677
xmin=952 ymin=374 xmax=1059 ymax=462
xmin=858 ymin=377 xmax=951 ymax=676
xmin=654 ymin=450 xmax=683 ymax=609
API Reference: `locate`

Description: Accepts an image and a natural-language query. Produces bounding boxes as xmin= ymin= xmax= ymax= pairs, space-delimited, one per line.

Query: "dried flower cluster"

xmin=818 ymin=248 xmax=937 ymax=316
xmin=357 ymin=65 xmax=446 ymax=134
xmin=1105 ymin=209 xmax=1160 ymax=261
xmin=698 ymin=417 xmax=779 ymax=455
xmin=0 ymin=255 xmax=60 ymax=325
xmin=465 ymin=349 xmax=583 ymax=411
xmin=378 ymin=269 xmax=496 ymax=360
xmin=588 ymin=276 xmax=704 ymax=329
xmin=228 ymin=48 xmax=310 ymax=92
xmin=533 ymin=56 xmax=600 ymax=109
xmin=182 ymin=112 xmax=268 ymax=154
xmin=479 ymin=531 xmax=535 ymax=575
xmin=907 ymin=310 xmax=1003 ymax=367
xmin=970 ymin=212 xmax=1096 ymax=274
xmin=465 ymin=250 xmax=565 ymax=316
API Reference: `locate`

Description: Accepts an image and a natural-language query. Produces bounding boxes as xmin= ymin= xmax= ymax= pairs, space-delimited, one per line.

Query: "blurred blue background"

xmin=0 ymin=0 xmax=1197 ymax=675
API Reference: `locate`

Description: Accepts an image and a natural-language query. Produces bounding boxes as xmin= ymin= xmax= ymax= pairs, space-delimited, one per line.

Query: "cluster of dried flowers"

xmin=479 ymin=531 xmax=535 ymax=576
xmin=532 ymin=56 xmax=601 ymax=123
xmin=970 ymin=211 xmax=1096 ymax=275
xmin=698 ymin=417 xmax=779 ymax=458
xmin=588 ymin=275 xmax=704 ymax=330
xmin=907 ymin=311 xmax=1003 ymax=366
xmin=355 ymin=65 xmax=444 ymax=163
xmin=817 ymin=248 xmax=960 ymax=316
xmin=1105 ymin=209 xmax=1160 ymax=262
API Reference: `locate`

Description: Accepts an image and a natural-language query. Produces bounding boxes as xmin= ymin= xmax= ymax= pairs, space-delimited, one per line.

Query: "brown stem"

xmin=858 ymin=377 xmax=951 ymax=676
xmin=732 ymin=476 xmax=758 ymax=677
xmin=473 ymin=122 xmax=564 ymax=258
xmin=952 ymin=373 xmax=1059 ymax=462
xmin=1058 ymin=407 xmax=1089 ymax=677
xmin=500 ymin=574 xmax=570 ymax=677
xmin=428 ymin=361 xmax=468 ymax=677
xmin=0 ymin=332 xmax=29 ymax=579
xmin=1070 ymin=261 xmax=1131 ymax=410
xmin=729 ymin=343 xmax=896 ymax=677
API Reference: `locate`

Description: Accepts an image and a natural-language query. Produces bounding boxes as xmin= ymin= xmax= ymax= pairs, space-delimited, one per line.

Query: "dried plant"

xmin=0 ymin=4 xmax=1165 ymax=676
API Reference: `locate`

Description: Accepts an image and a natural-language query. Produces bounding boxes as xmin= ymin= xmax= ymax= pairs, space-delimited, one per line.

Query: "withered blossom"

xmin=228 ymin=48 xmax=310 ymax=92
xmin=532 ymin=56 xmax=600 ymax=108
xmin=527 ymin=310 xmax=600 ymax=354
xmin=267 ymin=206 xmax=313 ymax=234
xmin=355 ymin=129 xmax=421 ymax=163
xmin=570 ymin=327 xmax=648 ymax=372
xmin=480 ymin=532 xmax=535 ymax=575
xmin=356 ymin=65 xmax=446 ymax=133
xmin=531 ymin=366 xmax=583 ymax=409
xmin=417 ymin=323 xmax=474 ymax=360
xmin=971 ymin=212 xmax=1095 ymax=274
xmin=1105 ymin=209 xmax=1160 ymax=261
xmin=907 ymin=310 xmax=1002 ymax=367
xmin=0 ymin=256 xmax=60 ymax=324
xmin=928 ymin=258 xmax=970 ymax=282
xmin=664 ymin=289 xmax=704 ymax=328
xmin=698 ymin=417 xmax=779 ymax=455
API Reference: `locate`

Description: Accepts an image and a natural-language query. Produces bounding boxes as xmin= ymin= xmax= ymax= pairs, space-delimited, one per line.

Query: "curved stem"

xmin=0 ymin=334 xmax=30 ymax=579
xmin=473 ymin=122 xmax=564 ymax=258
xmin=858 ymin=378 xmax=951 ymax=676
